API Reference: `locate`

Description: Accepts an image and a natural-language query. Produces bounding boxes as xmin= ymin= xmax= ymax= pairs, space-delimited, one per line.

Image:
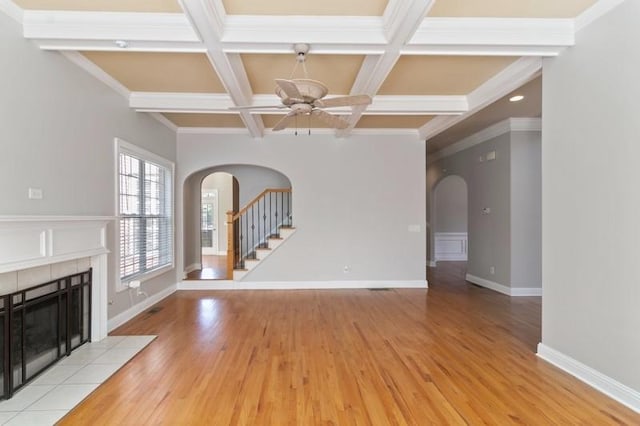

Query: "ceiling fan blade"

xmin=272 ymin=111 xmax=298 ymax=131
xmin=275 ymin=79 xmax=303 ymax=100
xmin=314 ymin=94 xmax=372 ymax=108
xmin=228 ymin=105 xmax=286 ymax=111
xmin=312 ymin=109 xmax=350 ymax=129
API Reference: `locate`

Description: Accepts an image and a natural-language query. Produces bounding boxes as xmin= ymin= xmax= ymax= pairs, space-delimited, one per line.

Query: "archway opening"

xmin=433 ymin=175 xmax=468 ymax=276
xmin=183 ymin=164 xmax=292 ymax=281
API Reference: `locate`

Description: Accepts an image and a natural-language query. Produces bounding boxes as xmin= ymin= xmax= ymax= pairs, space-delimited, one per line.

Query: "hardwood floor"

xmin=59 ymin=262 xmax=639 ymax=424
xmin=185 ymin=255 xmax=227 ymax=280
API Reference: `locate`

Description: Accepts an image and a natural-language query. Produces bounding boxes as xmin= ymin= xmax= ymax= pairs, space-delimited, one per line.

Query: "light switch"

xmin=486 ymin=151 xmax=496 ymax=161
xmin=28 ymin=187 xmax=43 ymax=200
xmin=408 ymin=224 xmax=421 ymax=233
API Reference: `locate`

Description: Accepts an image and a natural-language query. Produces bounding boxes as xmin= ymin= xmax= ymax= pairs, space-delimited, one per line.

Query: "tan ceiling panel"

xmin=428 ymin=0 xmax=597 ymax=18
xmin=163 ymin=113 xmax=245 ymax=128
xmin=82 ymin=52 xmax=226 ymax=93
xmin=427 ymin=76 xmax=542 ymax=154
xmin=222 ymin=0 xmax=388 ymax=16
xmin=261 ymin=114 xmax=340 ymax=129
xmin=356 ymin=115 xmax=434 ymax=129
xmin=379 ymin=56 xmax=518 ymax=95
xmin=13 ymin=0 xmax=182 ymax=12
xmin=242 ymin=54 xmax=365 ymax=95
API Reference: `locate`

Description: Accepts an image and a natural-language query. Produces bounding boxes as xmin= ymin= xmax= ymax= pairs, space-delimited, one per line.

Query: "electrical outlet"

xmin=490 ymin=266 xmax=495 ymax=275
xmin=343 ymin=265 xmax=351 ymax=273
xmin=28 ymin=187 xmax=43 ymax=200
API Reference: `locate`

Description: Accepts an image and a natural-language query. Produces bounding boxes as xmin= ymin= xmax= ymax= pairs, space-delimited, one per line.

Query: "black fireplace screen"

xmin=0 ymin=269 xmax=91 ymax=399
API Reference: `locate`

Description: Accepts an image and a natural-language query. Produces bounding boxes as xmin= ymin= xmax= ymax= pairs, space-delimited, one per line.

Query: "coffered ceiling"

xmin=4 ymin=0 xmax=608 ymax=154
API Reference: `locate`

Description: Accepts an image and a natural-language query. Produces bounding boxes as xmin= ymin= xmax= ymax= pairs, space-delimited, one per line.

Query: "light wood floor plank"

xmin=59 ymin=263 xmax=639 ymax=424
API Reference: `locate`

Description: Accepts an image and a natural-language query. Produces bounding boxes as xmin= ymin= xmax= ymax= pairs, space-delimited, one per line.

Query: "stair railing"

xmin=226 ymin=188 xmax=292 ymax=279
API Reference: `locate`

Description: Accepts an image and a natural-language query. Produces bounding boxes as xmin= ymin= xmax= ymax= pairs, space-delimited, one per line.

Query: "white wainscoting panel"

xmin=434 ymin=232 xmax=468 ymax=261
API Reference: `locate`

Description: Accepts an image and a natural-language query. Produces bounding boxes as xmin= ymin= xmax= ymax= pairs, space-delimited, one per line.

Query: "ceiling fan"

xmin=230 ymin=43 xmax=372 ymax=131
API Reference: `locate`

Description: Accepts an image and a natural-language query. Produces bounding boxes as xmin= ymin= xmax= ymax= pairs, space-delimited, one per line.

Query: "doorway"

xmin=432 ymin=175 xmax=468 ymax=279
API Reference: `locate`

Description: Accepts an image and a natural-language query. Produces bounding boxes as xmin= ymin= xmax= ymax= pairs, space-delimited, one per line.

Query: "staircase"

xmin=226 ymin=188 xmax=295 ymax=280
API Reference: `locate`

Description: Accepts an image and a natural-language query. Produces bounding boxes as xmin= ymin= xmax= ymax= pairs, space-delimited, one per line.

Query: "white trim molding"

xmin=108 ymin=284 xmax=178 ymax=332
xmin=179 ymin=280 xmax=428 ymax=290
xmin=537 ymin=343 xmax=640 ymax=413
xmin=466 ymin=273 xmax=541 ymax=297
xmin=434 ymin=232 xmax=468 ymax=261
xmin=574 ymin=0 xmax=626 ymax=33
xmin=0 ymin=0 xmax=23 ymax=24
xmin=429 ymin=117 xmax=541 ymax=163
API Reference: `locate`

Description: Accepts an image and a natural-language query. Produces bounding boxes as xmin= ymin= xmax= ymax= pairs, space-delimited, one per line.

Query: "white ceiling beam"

xmin=179 ymin=0 xmax=264 ymax=138
xmin=341 ymin=0 xmax=436 ymax=136
xmin=130 ymin=92 xmax=468 ymax=115
xmin=20 ymin=10 xmax=577 ymax=57
xmin=23 ymin=11 xmax=204 ymax=52
xmin=406 ymin=17 xmax=574 ymax=56
xmin=419 ymin=56 xmax=542 ymax=140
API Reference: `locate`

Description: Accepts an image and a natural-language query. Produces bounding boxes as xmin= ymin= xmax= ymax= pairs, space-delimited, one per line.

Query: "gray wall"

xmin=542 ymin=0 xmax=640 ymax=391
xmin=428 ymin=134 xmax=511 ymax=286
xmin=434 ymin=175 xmax=467 ymax=233
xmin=183 ymin=165 xmax=292 ymax=270
xmin=0 ymin=14 xmax=177 ymax=319
xmin=427 ymin=130 xmax=541 ymax=290
xmin=177 ymin=133 xmax=426 ymax=282
xmin=510 ymin=131 xmax=542 ymax=288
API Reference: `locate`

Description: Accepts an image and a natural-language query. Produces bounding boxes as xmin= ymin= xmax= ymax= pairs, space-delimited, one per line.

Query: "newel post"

xmin=226 ymin=211 xmax=235 ymax=280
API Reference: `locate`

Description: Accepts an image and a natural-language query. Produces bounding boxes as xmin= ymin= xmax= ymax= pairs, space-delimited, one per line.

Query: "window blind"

xmin=118 ymin=151 xmax=172 ymax=281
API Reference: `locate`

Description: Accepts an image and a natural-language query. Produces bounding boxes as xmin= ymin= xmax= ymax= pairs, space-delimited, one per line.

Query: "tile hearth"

xmin=0 ymin=335 xmax=156 ymax=425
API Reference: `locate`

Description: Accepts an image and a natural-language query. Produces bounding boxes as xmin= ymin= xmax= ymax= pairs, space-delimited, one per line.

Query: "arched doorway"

xmin=433 ymin=175 xmax=468 ymax=266
xmin=183 ymin=164 xmax=292 ymax=281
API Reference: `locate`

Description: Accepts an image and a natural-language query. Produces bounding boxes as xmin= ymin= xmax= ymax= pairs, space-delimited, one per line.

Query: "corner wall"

xmin=0 ymin=14 xmax=177 ymax=319
xmin=177 ymin=133 xmax=427 ymax=284
xmin=541 ymin=0 xmax=640 ymax=399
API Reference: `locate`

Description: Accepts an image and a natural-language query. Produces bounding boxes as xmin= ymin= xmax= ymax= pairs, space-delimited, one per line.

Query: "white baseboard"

xmin=465 ymin=274 xmax=541 ymax=296
xmin=178 ymin=280 xmax=428 ymax=290
xmin=217 ymin=251 xmax=227 ymax=256
xmin=511 ymin=287 xmax=542 ymax=296
xmin=184 ymin=263 xmax=201 ymax=275
xmin=108 ymin=284 xmax=177 ymax=332
xmin=537 ymin=343 xmax=640 ymax=413
xmin=428 ymin=260 xmax=437 ymax=267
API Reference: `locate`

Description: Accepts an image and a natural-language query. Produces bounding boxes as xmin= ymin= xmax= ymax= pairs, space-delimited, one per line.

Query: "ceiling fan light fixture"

xmin=509 ymin=95 xmax=524 ymax=102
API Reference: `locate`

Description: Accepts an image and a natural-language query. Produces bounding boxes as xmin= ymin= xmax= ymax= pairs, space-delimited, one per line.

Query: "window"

xmin=116 ymin=139 xmax=173 ymax=283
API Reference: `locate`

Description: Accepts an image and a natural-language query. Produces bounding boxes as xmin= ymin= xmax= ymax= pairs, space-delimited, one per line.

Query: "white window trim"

xmin=114 ymin=137 xmax=175 ymax=292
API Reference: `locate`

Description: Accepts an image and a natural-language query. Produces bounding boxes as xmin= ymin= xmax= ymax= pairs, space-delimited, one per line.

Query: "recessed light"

xmin=509 ymin=95 xmax=524 ymax=102
xmin=114 ymin=40 xmax=129 ymax=49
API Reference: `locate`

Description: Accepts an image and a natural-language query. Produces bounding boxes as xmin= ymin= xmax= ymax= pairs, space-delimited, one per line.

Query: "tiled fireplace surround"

xmin=0 ymin=216 xmax=112 ymax=345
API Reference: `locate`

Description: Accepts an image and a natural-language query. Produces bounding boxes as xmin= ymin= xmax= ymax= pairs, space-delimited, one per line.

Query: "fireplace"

xmin=0 ymin=269 xmax=91 ymax=399
xmin=0 ymin=216 xmax=112 ymax=398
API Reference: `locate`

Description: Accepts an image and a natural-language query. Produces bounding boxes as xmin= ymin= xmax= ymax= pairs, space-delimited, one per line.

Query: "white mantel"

xmin=0 ymin=216 xmax=115 ymax=341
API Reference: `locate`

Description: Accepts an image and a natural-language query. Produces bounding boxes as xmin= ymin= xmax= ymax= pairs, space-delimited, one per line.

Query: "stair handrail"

xmin=226 ymin=188 xmax=292 ymax=279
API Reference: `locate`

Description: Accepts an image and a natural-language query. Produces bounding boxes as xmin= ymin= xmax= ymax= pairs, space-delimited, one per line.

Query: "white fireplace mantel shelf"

xmin=0 ymin=215 xmax=116 ymax=341
xmin=0 ymin=215 xmax=115 ymax=274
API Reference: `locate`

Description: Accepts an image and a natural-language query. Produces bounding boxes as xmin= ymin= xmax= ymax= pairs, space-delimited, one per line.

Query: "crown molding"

xmin=575 ymin=0 xmax=626 ymax=32
xmin=0 ymin=0 xmax=23 ymax=24
xmin=61 ymin=51 xmax=130 ymax=99
xmin=419 ymin=56 xmax=542 ymax=140
xmin=408 ymin=17 xmax=573 ymax=56
xmin=177 ymin=127 xmax=249 ymax=135
xmin=428 ymin=117 xmax=541 ymax=163
xmin=148 ymin=112 xmax=178 ymax=132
